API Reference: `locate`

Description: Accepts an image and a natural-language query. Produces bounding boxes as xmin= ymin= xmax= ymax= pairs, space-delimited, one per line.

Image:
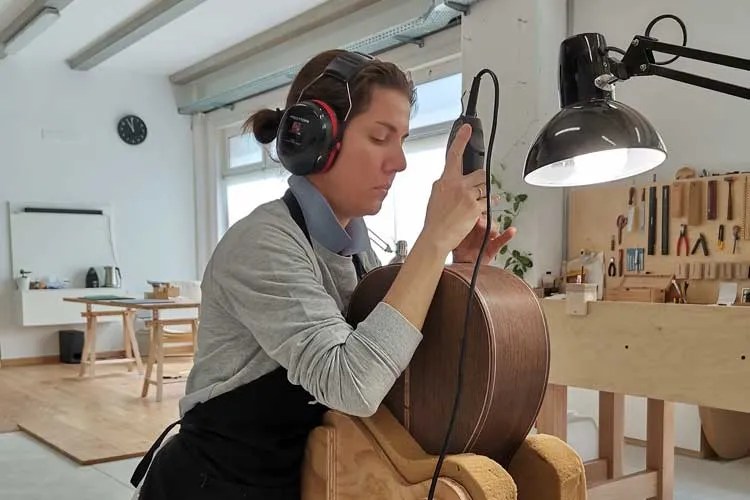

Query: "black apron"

xmin=131 ymin=189 xmax=366 ymax=499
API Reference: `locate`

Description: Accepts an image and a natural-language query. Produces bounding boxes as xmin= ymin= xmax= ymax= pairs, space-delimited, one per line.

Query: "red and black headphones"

xmin=276 ymin=51 xmax=374 ymax=176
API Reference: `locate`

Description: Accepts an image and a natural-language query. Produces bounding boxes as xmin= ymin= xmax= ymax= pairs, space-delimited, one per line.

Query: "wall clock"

xmin=117 ymin=114 xmax=147 ymax=145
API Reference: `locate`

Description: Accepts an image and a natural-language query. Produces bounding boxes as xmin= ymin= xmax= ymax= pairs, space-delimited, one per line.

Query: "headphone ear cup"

xmin=276 ymin=101 xmax=339 ymax=176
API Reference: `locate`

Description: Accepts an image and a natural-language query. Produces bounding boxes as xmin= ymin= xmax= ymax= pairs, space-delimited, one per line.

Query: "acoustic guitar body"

xmin=347 ymin=263 xmax=550 ymax=467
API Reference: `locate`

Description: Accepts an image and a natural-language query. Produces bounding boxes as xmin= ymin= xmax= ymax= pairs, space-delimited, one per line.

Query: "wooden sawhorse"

xmin=79 ymin=308 xmax=143 ymax=377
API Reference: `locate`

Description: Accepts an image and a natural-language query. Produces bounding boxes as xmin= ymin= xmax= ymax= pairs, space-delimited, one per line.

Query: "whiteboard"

xmin=9 ymin=204 xmax=117 ymax=289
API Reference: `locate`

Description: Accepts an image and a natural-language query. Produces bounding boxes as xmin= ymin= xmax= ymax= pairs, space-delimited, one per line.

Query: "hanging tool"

xmin=607 ymin=257 xmax=617 ymax=276
xmin=707 ymin=179 xmax=718 ymax=220
xmin=647 ymin=186 xmax=657 ymax=255
xmin=725 ymin=177 xmax=735 ymax=220
xmin=743 ymin=177 xmax=750 ymax=240
xmin=610 ymin=235 xmax=615 ymax=251
xmin=636 ymin=248 xmax=644 ymax=272
xmin=639 ymin=188 xmax=646 ymax=231
xmin=718 ymin=224 xmax=725 ymax=251
xmin=661 ymin=185 xmax=670 ymax=255
xmin=691 ymin=232 xmax=709 ymax=256
xmin=688 ymin=181 xmax=703 ymax=226
xmin=627 ymin=187 xmax=636 ymax=232
xmin=616 ymin=215 xmax=627 ymax=245
xmin=733 ymin=225 xmax=741 ymax=254
xmin=670 ymin=182 xmax=684 ymax=217
xmin=618 ymin=248 xmax=624 ymax=277
xmin=677 ymin=224 xmax=689 ymax=256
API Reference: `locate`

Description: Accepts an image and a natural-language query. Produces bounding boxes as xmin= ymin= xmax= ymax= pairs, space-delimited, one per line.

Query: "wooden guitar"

xmin=347 ymin=263 xmax=550 ymax=467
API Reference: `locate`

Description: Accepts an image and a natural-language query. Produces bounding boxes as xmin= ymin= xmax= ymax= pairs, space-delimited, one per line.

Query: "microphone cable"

xmin=427 ymin=67 xmax=500 ymax=499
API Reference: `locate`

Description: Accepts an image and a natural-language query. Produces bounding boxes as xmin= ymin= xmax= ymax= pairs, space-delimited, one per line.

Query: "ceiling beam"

xmin=169 ymin=0 xmax=380 ymax=85
xmin=66 ymin=0 xmax=206 ymax=71
xmin=0 ymin=0 xmax=74 ymax=58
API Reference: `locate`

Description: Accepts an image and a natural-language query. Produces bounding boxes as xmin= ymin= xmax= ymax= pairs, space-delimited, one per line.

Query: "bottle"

xmin=389 ymin=240 xmax=409 ymax=264
xmin=543 ymin=271 xmax=558 ymax=297
xmin=86 ymin=267 xmax=99 ymax=288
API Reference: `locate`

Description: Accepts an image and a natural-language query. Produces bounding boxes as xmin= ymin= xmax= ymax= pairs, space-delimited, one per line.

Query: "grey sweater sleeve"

xmin=212 ymin=214 xmax=422 ymax=417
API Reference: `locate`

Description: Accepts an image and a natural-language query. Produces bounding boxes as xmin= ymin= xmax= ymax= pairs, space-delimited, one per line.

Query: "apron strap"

xmin=282 ymin=189 xmax=366 ymax=281
xmin=130 ymin=419 xmax=182 ymax=487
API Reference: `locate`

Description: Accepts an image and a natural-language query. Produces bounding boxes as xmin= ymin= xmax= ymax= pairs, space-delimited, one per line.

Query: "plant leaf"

xmin=500 ymin=245 xmax=508 ymax=255
xmin=505 ymin=192 xmax=512 ymax=202
xmin=518 ymin=194 xmax=528 ymax=202
xmin=518 ymin=255 xmax=532 ymax=266
xmin=503 ymin=216 xmax=512 ymax=230
xmin=505 ymin=257 xmax=513 ymax=268
xmin=513 ymin=201 xmax=520 ymax=212
xmin=512 ymin=249 xmax=520 ymax=257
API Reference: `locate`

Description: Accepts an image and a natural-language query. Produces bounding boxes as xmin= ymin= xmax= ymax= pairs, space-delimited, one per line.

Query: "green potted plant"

xmin=490 ymin=173 xmax=533 ymax=278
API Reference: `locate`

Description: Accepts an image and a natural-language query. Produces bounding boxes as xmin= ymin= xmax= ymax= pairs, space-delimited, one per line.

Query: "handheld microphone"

xmin=447 ymin=75 xmax=486 ymax=174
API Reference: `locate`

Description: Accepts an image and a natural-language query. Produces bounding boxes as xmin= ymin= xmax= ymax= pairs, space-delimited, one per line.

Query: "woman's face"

xmin=308 ymin=86 xmax=411 ymax=224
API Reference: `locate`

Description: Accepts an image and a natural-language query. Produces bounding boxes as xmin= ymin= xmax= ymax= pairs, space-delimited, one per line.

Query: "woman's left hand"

xmin=452 ymin=216 xmax=516 ymax=265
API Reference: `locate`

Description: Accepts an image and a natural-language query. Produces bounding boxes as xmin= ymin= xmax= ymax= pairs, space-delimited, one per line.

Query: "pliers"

xmin=677 ymin=224 xmax=689 ymax=256
xmin=691 ymin=232 xmax=709 ymax=256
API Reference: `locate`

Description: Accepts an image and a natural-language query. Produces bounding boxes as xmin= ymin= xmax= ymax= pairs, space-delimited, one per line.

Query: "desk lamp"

xmin=524 ymin=14 xmax=750 ymax=187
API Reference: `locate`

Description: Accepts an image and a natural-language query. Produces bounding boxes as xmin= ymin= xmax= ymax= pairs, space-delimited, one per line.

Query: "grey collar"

xmin=287 ymin=175 xmax=369 ymax=256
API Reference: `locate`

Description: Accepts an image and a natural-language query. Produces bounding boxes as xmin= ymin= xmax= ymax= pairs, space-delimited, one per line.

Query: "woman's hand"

xmin=452 ymin=217 xmax=516 ymax=265
xmin=420 ymin=124 xmax=489 ymax=256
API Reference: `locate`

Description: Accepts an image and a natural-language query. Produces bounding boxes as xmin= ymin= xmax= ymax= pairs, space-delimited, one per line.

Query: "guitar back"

xmin=347 ymin=263 xmax=549 ymax=467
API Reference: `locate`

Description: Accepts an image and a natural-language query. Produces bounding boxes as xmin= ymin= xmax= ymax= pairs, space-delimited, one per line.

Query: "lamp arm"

xmin=610 ymin=35 xmax=750 ymax=100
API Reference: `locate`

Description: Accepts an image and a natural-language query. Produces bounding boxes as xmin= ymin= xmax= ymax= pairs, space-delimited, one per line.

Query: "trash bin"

xmin=59 ymin=329 xmax=84 ymax=364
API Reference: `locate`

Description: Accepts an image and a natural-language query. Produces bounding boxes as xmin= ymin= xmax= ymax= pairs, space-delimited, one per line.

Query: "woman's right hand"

xmin=421 ymin=123 xmax=488 ymax=255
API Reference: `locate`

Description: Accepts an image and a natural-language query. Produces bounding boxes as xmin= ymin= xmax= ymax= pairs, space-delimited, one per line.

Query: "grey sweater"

xmin=180 ymin=196 xmax=423 ymax=418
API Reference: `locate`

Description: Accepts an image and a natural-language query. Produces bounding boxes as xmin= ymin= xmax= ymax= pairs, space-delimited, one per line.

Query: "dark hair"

xmin=244 ymin=49 xmax=416 ymax=144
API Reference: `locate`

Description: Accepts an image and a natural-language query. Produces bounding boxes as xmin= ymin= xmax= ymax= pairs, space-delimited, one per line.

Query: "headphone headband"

xmin=323 ymin=51 xmax=374 ymax=82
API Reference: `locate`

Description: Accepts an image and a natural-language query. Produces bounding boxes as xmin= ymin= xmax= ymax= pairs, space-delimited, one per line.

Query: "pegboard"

xmin=567 ymin=172 xmax=750 ymax=304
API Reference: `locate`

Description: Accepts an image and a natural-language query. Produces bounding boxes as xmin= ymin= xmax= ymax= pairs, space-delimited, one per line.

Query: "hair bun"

xmin=246 ymin=108 xmax=284 ymax=144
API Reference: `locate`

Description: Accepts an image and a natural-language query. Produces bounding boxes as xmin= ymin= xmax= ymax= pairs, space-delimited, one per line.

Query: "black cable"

xmin=644 ymin=14 xmax=687 ymax=65
xmin=427 ymin=67 xmax=500 ymax=500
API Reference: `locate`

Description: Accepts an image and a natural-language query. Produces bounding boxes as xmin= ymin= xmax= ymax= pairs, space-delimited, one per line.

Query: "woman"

xmin=132 ymin=49 xmax=514 ymax=499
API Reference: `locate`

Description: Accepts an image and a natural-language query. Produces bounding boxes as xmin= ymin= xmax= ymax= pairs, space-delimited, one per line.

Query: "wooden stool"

xmin=79 ymin=309 xmax=143 ymax=377
xmin=141 ymin=316 xmax=198 ymax=402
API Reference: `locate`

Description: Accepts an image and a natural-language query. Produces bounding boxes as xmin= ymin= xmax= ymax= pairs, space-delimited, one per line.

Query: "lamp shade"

xmin=523 ymin=98 xmax=667 ymax=187
xmin=523 ymin=33 xmax=667 ymax=187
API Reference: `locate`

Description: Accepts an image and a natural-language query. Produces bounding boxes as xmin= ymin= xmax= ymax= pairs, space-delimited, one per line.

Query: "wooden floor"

xmin=0 ymin=360 xmax=191 ymax=465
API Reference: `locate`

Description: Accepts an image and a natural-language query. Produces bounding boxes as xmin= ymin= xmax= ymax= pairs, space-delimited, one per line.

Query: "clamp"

xmin=691 ymin=232 xmax=709 ymax=256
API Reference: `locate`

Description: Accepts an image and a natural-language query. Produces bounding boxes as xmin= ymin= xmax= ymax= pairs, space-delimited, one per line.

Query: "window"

xmin=365 ymin=134 xmax=451 ymax=264
xmin=222 ymin=130 xmax=289 ymax=230
xmin=228 ymin=134 xmax=263 ymax=168
xmin=225 ymin=166 xmax=290 ymax=228
xmin=365 ymin=73 xmax=462 ymax=264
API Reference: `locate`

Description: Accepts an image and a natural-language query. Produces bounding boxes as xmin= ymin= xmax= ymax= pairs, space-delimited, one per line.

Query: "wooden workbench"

xmin=537 ymin=298 xmax=750 ymax=500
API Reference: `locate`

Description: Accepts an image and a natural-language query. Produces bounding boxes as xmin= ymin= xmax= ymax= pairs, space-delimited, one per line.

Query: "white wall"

xmin=574 ymin=0 xmax=750 ymax=182
xmin=0 ymin=60 xmax=196 ymax=360
xmin=569 ymin=0 xmax=750 ymax=451
xmin=461 ymin=0 xmax=567 ymax=288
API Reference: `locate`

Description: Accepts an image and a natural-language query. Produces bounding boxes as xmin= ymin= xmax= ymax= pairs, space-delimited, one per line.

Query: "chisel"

xmin=648 ymin=186 xmax=657 ymax=255
xmin=661 ymin=185 xmax=670 ymax=255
